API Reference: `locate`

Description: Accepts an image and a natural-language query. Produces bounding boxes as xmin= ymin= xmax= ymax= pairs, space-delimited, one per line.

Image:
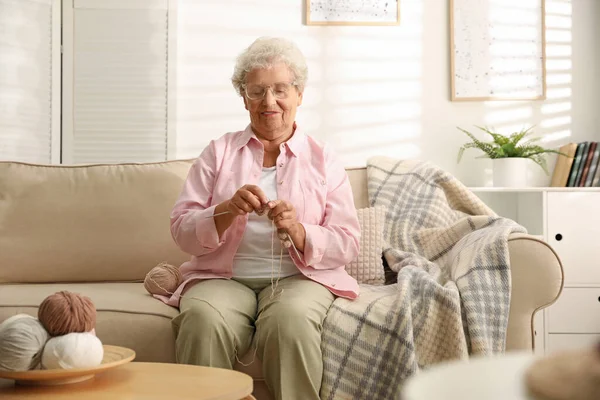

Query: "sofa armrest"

xmin=505 ymin=233 xmax=564 ymax=352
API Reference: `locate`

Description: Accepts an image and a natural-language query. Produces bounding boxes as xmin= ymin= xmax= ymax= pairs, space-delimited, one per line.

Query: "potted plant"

xmin=457 ymin=125 xmax=565 ymax=187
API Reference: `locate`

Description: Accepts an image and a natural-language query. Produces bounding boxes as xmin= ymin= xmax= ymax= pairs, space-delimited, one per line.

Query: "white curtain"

xmin=0 ymin=0 xmax=59 ymax=163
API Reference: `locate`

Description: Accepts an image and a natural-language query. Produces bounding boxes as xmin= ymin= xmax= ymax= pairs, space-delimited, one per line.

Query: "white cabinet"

xmin=545 ymin=192 xmax=600 ymax=354
xmin=547 ymin=288 xmax=600 ymax=333
xmin=470 ymin=187 xmax=600 ymax=355
xmin=546 ymin=334 xmax=600 ymax=353
xmin=547 ymin=192 xmax=600 ymax=285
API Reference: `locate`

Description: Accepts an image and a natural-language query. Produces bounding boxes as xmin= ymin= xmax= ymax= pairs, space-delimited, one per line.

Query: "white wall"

xmin=175 ymin=0 xmax=600 ymax=186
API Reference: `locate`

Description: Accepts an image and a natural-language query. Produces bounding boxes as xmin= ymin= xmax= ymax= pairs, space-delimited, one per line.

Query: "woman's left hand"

xmin=267 ymin=200 xmax=305 ymax=252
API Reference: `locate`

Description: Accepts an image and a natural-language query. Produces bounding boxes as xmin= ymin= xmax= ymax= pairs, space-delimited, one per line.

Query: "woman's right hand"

xmin=227 ymin=184 xmax=269 ymax=216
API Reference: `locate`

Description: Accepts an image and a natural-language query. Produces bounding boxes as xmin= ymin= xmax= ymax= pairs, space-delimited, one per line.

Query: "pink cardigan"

xmin=158 ymin=125 xmax=360 ymax=307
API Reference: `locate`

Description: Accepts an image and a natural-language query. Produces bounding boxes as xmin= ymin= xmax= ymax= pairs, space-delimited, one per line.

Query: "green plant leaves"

xmin=500 ymin=143 xmax=516 ymax=156
xmin=456 ymin=125 xmax=566 ymax=175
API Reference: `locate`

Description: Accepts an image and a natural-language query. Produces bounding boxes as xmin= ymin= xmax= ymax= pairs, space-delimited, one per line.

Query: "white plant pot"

xmin=492 ymin=158 xmax=530 ymax=187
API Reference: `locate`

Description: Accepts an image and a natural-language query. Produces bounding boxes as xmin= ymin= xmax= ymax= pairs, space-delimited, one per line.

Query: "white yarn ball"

xmin=0 ymin=314 xmax=50 ymax=371
xmin=41 ymin=332 xmax=104 ymax=370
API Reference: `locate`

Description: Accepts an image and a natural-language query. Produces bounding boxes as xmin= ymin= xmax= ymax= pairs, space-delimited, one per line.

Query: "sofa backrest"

xmin=347 ymin=167 xmax=368 ymax=209
xmin=0 ymin=160 xmax=194 ymax=284
xmin=0 ymin=160 xmax=369 ymax=284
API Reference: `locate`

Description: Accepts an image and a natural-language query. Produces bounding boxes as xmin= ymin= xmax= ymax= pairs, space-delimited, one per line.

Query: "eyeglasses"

xmin=242 ymin=82 xmax=297 ymax=101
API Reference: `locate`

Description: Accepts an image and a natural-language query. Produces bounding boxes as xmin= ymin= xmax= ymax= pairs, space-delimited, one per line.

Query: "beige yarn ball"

xmin=0 ymin=314 xmax=50 ymax=371
xmin=144 ymin=262 xmax=182 ymax=296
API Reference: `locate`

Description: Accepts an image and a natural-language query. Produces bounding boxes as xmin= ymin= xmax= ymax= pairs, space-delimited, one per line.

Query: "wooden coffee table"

xmin=0 ymin=362 xmax=254 ymax=400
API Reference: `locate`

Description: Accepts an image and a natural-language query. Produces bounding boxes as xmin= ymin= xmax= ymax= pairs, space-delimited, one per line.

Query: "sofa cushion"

xmin=0 ymin=283 xmax=178 ymax=363
xmin=0 ymin=160 xmax=194 ymax=283
xmin=346 ymin=206 xmax=386 ymax=285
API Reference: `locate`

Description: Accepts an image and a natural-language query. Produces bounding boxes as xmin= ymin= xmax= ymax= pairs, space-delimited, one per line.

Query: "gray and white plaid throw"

xmin=320 ymin=156 xmax=526 ymax=400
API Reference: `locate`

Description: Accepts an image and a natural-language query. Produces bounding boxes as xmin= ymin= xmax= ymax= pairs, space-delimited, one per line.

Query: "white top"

xmin=232 ymin=167 xmax=300 ymax=280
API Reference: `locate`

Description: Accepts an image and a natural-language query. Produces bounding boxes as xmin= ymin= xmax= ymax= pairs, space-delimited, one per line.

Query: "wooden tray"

xmin=0 ymin=345 xmax=135 ymax=386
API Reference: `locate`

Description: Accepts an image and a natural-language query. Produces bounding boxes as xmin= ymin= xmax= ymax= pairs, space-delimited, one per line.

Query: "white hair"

xmin=231 ymin=37 xmax=308 ymax=96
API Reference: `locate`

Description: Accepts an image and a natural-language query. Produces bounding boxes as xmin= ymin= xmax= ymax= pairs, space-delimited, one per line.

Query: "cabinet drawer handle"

xmin=555 ymin=234 xmax=563 ymax=241
xmin=598 ymin=296 xmax=600 ymax=303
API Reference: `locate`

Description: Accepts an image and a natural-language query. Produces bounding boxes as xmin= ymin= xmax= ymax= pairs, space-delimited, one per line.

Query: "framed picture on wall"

xmin=450 ymin=0 xmax=546 ymax=101
xmin=306 ymin=0 xmax=400 ymax=26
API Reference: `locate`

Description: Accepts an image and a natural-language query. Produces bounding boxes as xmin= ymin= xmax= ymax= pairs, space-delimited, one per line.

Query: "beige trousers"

xmin=171 ymin=274 xmax=334 ymax=400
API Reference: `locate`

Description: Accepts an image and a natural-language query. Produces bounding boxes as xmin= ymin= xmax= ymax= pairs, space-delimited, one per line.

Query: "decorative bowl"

xmin=0 ymin=345 xmax=135 ymax=386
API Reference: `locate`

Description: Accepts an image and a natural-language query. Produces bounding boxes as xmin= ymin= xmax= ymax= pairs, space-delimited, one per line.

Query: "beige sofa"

xmin=0 ymin=159 xmax=563 ymax=400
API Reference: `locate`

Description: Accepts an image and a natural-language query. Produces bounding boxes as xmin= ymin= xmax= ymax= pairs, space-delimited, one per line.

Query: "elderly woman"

xmin=167 ymin=37 xmax=360 ymax=400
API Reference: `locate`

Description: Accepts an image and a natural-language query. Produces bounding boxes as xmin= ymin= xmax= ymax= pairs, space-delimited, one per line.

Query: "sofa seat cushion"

xmin=0 ymin=282 xmax=269 ymax=380
xmin=0 ymin=283 xmax=178 ymax=363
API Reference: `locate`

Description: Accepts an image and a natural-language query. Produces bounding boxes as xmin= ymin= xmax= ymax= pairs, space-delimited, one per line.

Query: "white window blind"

xmin=0 ymin=0 xmax=60 ymax=164
xmin=62 ymin=0 xmax=177 ymax=164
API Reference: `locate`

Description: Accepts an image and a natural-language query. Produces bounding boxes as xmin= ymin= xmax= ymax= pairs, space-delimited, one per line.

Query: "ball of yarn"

xmin=38 ymin=291 xmax=96 ymax=336
xmin=0 ymin=314 xmax=50 ymax=371
xmin=144 ymin=262 xmax=182 ymax=296
xmin=41 ymin=332 xmax=104 ymax=370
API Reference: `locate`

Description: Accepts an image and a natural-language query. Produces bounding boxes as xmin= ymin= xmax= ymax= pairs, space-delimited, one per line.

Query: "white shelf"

xmin=563 ymin=283 xmax=600 ymax=289
xmin=468 ymin=187 xmax=600 ymax=193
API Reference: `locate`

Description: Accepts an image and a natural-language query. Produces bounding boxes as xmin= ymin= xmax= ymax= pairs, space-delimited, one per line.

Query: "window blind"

xmin=62 ymin=0 xmax=176 ymax=164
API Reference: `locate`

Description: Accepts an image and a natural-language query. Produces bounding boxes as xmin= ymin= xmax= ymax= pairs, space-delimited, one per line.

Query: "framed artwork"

xmin=306 ymin=0 xmax=400 ymax=26
xmin=450 ymin=0 xmax=546 ymax=101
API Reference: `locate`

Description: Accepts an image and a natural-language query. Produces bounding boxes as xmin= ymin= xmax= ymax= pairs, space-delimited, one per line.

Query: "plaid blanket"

xmin=320 ymin=157 xmax=526 ymax=400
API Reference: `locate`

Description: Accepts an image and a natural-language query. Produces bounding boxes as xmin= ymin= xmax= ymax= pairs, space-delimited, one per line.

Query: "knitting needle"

xmin=205 ymin=205 xmax=267 ymax=219
xmin=206 ymin=210 xmax=232 ymax=218
xmin=205 ymin=209 xmax=269 ymax=219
